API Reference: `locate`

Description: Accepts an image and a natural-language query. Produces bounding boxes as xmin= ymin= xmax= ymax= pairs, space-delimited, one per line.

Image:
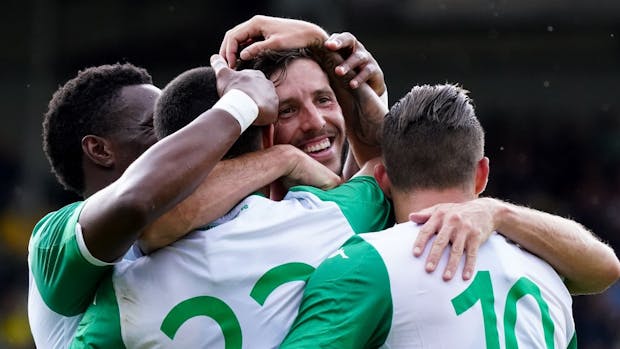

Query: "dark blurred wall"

xmin=1 ymin=1 xmax=619 ymax=348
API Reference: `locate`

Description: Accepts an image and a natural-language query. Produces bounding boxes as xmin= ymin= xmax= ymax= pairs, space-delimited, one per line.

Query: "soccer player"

xmin=28 ymin=60 xmax=336 ymax=348
xmin=70 ymin=57 xmax=393 ymax=348
xmin=280 ymin=84 xmax=619 ymax=348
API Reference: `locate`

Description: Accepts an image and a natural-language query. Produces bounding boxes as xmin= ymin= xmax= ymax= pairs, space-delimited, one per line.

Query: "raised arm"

xmin=410 ymin=197 xmax=620 ymax=294
xmin=78 ymin=55 xmax=278 ymax=262
xmin=312 ymin=46 xmax=387 ymax=169
xmin=138 ymin=144 xmax=341 ymax=253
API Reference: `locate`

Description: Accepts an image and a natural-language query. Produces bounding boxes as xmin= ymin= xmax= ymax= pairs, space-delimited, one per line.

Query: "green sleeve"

xmin=29 ymin=201 xmax=113 ymax=316
xmin=290 ymin=176 xmax=394 ymax=233
xmin=70 ymin=272 xmax=125 ymax=348
xmin=280 ymin=235 xmax=392 ymax=349
xmin=567 ymin=332 xmax=577 ymax=349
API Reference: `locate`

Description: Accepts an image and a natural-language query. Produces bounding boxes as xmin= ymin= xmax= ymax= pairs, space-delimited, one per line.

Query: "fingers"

xmin=409 ymin=209 xmax=432 ymax=224
xmin=219 ymin=16 xmax=264 ymax=68
xmin=210 ymin=54 xmax=229 ymax=75
xmin=411 ymin=208 xmax=437 ymax=256
xmin=424 ymin=223 xmax=453 ymax=274
xmin=442 ymin=231 xmax=466 ymax=281
xmin=462 ymin=237 xmax=480 ymax=280
xmin=325 ymin=32 xmax=357 ymax=52
xmin=239 ymin=40 xmax=274 ymax=61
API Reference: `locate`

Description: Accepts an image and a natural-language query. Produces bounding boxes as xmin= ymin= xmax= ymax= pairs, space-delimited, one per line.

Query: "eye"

xmin=317 ymin=95 xmax=333 ymax=105
xmin=278 ymin=106 xmax=296 ymax=119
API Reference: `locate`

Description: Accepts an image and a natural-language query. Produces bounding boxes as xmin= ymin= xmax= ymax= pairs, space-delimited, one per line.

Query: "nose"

xmin=300 ymin=104 xmax=326 ymax=132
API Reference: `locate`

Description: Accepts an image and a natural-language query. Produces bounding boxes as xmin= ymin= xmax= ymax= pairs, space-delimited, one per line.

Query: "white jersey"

xmin=282 ymin=221 xmax=576 ymax=349
xmin=71 ymin=176 xmax=392 ymax=348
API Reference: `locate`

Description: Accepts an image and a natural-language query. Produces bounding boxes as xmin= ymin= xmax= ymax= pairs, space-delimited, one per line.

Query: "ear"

xmin=262 ymin=124 xmax=275 ymax=149
xmin=474 ymin=156 xmax=490 ymax=196
xmin=81 ymin=135 xmax=115 ymax=168
xmin=373 ymin=161 xmax=392 ymax=198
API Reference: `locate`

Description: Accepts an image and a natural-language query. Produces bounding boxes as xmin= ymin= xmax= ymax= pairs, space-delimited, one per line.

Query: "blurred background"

xmin=1 ymin=0 xmax=619 ymax=347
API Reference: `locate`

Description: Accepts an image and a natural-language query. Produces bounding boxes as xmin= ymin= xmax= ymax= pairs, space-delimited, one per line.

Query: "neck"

xmin=391 ymin=187 xmax=476 ymax=223
xmin=82 ymin=165 xmax=118 ymax=198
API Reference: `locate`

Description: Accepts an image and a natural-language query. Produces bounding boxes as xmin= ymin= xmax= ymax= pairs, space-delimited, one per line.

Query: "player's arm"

xmin=315 ymin=46 xmax=387 ymax=170
xmin=410 ymin=197 xmax=620 ymax=294
xmin=78 ymin=55 xmax=278 ymax=263
xmin=280 ymin=237 xmax=391 ymax=348
xmin=138 ymin=144 xmax=341 ymax=253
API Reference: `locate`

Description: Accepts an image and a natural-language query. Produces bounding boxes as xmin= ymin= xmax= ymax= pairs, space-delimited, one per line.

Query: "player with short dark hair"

xmin=280 ymin=84 xmax=584 ymax=348
xmin=28 ymin=59 xmax=281 ymax=348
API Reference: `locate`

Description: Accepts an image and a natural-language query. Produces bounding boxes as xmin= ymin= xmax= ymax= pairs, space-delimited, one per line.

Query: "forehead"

xmin=272 ymin=58 xmax=332 ymax=95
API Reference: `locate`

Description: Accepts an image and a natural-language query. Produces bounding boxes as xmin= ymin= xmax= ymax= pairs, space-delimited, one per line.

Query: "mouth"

xmin=302 ymin=138 xmax=332 ymax=154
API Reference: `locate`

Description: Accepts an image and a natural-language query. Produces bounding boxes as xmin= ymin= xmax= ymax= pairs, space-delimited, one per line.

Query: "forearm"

xmin=80 ymin=109 xmax=241 ymax=261
xmin=139 ymin=145 xmax=308 ymax=252
xmin=344 ymin=83 xmax=386 ymax=167
xmin=489 ymin=198 xmax=620 ymax=294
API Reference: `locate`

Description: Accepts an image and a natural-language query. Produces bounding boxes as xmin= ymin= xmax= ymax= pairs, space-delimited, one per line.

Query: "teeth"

xmin=303 ymin=139 xmax=331 ymax=153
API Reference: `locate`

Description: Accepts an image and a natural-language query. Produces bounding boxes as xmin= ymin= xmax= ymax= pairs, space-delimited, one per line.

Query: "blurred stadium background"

xmin=1 ymin=0 xmax=619 ymax=347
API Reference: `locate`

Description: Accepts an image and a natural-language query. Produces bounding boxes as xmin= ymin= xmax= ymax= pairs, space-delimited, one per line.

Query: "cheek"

xmin=325 ymin=111 xmax=346 ymax=136
xmin=273 ymin=121 xmax=297 ymax=145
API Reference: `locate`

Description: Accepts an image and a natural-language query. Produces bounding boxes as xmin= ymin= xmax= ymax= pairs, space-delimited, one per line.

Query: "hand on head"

xmin=219 ymin=15 xmax=386 ymax=97
xmin=210 ymin=54 xmax=278 ymax=125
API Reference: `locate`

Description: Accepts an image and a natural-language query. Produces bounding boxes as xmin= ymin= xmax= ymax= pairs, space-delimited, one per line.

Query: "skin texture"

xmin=272 ymin=58 xmax=346 ymax=175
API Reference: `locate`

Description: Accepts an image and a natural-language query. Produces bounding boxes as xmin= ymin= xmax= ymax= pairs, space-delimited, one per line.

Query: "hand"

xmin=409 ymin=199 xmax=497 ymax=281
xmin=310 ymin=46 xmax=386 ymax=155
xmin=280 ymin=145 xmax=342 ymax=190
xmin=219 ymin=15 xmax=329 ymax=68
xmin=210 ymin=54 xmax=278 ymax=125
xmin=324 ymin=32 xmax=386 ymax=97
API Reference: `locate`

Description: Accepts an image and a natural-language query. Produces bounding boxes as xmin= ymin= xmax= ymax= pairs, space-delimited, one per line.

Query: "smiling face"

xmin=271 ymin=58 xmax=346 ymax=175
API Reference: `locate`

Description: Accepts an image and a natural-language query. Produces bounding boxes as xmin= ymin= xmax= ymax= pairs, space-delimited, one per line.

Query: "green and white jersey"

xmin=28 ymin=201 xmax=120 ymax=348
xmin=282 ymin=221 xmax=576 ymax=349
xmin=71 ymin=176 xmax=392 ymax=348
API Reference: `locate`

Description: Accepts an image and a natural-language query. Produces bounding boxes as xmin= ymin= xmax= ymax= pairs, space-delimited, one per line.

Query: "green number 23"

xmin=159 ymin=262 xmax=314 ymax=348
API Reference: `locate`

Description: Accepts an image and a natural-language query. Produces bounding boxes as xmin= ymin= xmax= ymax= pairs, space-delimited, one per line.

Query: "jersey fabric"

xmin=71 ymin=175 xmax=392 ymax=348
xmin=28 ymin=201 xmax=118 ymax=348
xmin=281 ymin=221 xmax=576 ymax=349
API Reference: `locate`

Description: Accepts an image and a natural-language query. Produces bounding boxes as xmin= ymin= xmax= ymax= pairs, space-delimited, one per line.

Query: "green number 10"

xmin=451 ymin=271 xmax=555 ymax=349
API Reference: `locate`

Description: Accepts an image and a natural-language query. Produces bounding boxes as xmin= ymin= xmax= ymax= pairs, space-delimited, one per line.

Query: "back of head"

xmin=153 ymin=67 xmax=262 ymax=159
xmin=382 ymin=84 xmax=484 ymax=192
xmin=43 ymin=63 xmax=152 ymax=195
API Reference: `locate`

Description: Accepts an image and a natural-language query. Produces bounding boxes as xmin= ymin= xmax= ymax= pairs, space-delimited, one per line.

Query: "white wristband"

xmin=212 ymin=89 xmax=259 ymax=133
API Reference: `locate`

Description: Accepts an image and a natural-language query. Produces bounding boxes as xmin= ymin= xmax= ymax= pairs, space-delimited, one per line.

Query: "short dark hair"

xmin=42 ymin=63 xmax=152 ymax=195
xmin=154 ymin=67 xmax=262 ymax=159
xmin=237 ymin=47 xmax=320 ymax=85
xmin=382 ymin=84 xmax=484 ymax=191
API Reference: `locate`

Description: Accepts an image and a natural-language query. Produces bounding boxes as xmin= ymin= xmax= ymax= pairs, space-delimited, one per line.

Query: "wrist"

xmin=212 ymin=89 xmax=258 ymax=133
xmin=482 ymin=197 xmax=512 ymax=232
xmin=274 ymin=144 xmax=303 ymax=175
